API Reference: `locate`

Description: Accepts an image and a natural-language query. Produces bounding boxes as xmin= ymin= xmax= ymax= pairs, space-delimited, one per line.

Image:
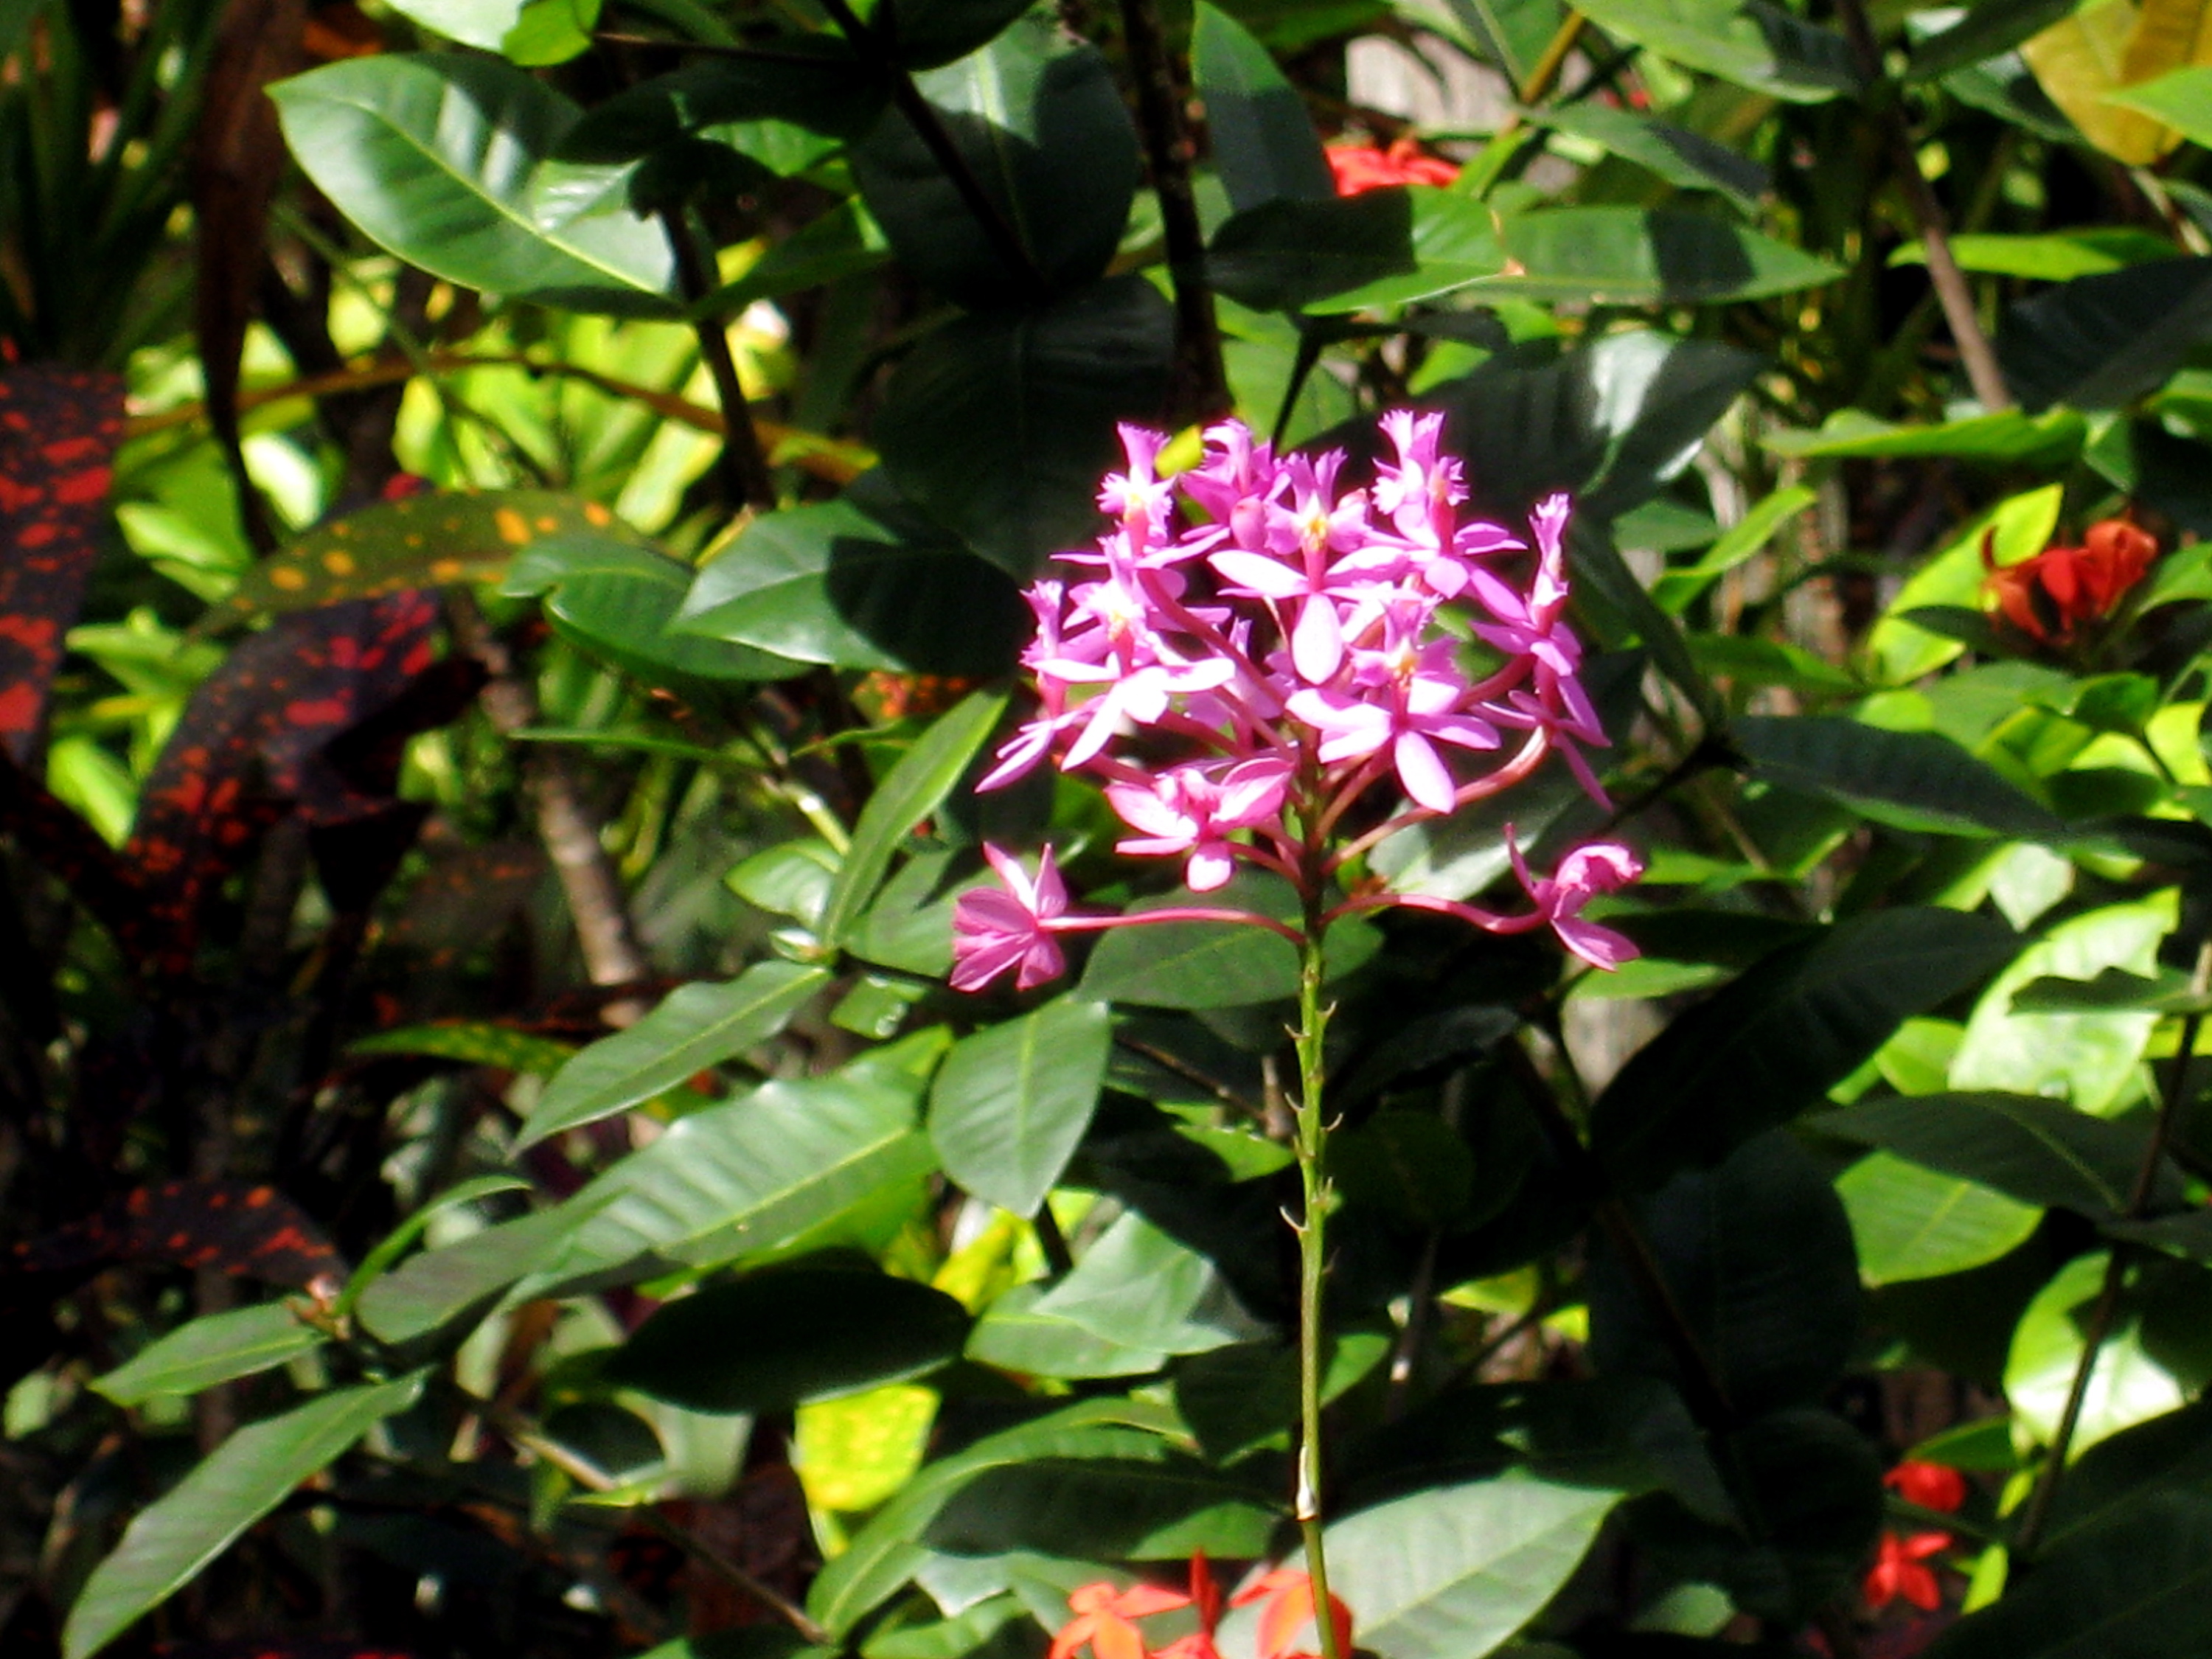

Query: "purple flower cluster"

xmin=950 ymin=412 xmax=1642 ymax=992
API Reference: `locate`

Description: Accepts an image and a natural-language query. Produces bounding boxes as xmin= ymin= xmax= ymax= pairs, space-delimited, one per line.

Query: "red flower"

xmin=1982 ymin=518 xmax=2158 ymax=644
xmin=1324 ymin=138 xmax=1460 ymax=195
xmin=1051 ymin=1580 xmax=1194 ymax=1659
xmin=1883 ymin=1460 xmax=1968 ymax=1514
xmin=1232 ymin=1568 xmax=1355 ymax=1659
xmin=1863 ymin=1530 xmax=1952 ymax=1612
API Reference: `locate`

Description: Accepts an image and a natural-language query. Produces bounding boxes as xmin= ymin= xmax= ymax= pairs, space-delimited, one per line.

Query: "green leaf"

xmin=928 ymin=997 xmax=1110 ymax=1217
xmin=964 ymin=1281 xmax=1175 ymax=1377
xmin=270 ymin=54 xmax=676 ymax=313
xmin=2105 ymin=62 xmax=2212 ymax=147
xmin=701 ymin=198 xmax=893 ymax=314
xmin=1731 ymin=715 xmax=2066 ymax=839
xmin=1526 ymin=102 xmax=1770 ymax=207
xmin=559 ymin=49 xmax=883 ymax=162
xmin=1653 ymin=484 xmax=1817 ymax=612
xmin=519 ymin=961 xmax=831 ymax=1147
xmin=1567 ymin=0 xmax=1857 ymax=101
xmin=881 ymin=0 xmax=1036 ymax=70
xmin=63 ymin=1374 xmax=425 ymax=1659
xmin=1332 ymin=1110 xmax=1479 ymax=1229
xmin=91 ymin=1302 xmax=327 ymax=1407
xmin=1590 ymin=1132 xmax=1860 ymax=1416
xmin=383 ymin=0 xmax=597 ymax=63
xmin=1890 ymin=229 xmax=2180 ymax=281
xmin=334 ymin=1174 xmax=534 ymax=1316
xmin=1866 ymin=486 xmax=2062 ymax=685
xmin=808 ymin=1398 xmax=1183 ymax=1635
xmin=1905 ymin=0 xmax=2080 ymax=80
xmin=1021 ymin=1211 xmax=1268 ymax=1356
xmin=507 ymin=536 xmax=807 ymax=686
xmin=606 ymin=1266 xmax=971 ymax=1411
xmin=1590 ymin=908 xmax=2021 ymax=1189
xmin=1834 ymin=1151 xmax=2042 ymax=1284
xmin=1818 ymin=1091 xmax=2150 ymax=1216
xmin=1207 ymin=189 xmax=1507 ymax=314
xmin=1077 ymin=873 xmax=1379 ymax=1009
xmin=1193 ymin=1 xmax=1334 ymax=214
xmin=349 ymin=1022 xmax=575 ymax=1074
xmin=1488 ymin=206 xmax=1844 ymax=305
xmin=1927 ymin=1488 xmax=2212 ymax=1658
xmin=874 ymin=275 xmax=1176 ymax=577
xmin=522 ymin=1065 xmax=940 ymax=1293
xmin=1764 ymin=406 xmax=2087 ymax=465
xmin=925 ymin=1456 xmax=1280 ymax=1559
xmin=1998 ymin=257 xmax=2212 ymax=413
xmin=673 ymin=488 xmax=1028 ymax=674
xmin=820 ymin=689 xmax=1009 ymax=949
xmin=1284 ymin=1478 xmax=1618 ymax=1659
xmin=357 ymin=1203 xmax=598 ymax=1344
xmin=851 ymin=15 xmax=1138 ymax=306
xmin=214 ymin=489 xmax=646 ymax=624
xmin=1177 ymin=1329 xmax=1394 ymax=1462
xmin=2006 ymin=1253 xmax=2187 ymax=1455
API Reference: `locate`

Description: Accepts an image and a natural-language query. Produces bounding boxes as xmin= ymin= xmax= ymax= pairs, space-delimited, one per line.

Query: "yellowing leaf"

xmin=794 ymin=1383 xmax=938 ymax=1512
xmin=2023 ymin=0 xmax=2212 ymax=163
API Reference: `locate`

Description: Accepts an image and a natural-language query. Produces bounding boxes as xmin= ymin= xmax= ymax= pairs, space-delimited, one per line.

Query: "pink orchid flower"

xmin=1105 ymin=757 xmax=1293 ymax=891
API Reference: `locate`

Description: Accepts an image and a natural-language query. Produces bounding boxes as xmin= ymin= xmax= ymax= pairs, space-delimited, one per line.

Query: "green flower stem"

xmin=1293 ymin=923 xmax=1345 ymax=1659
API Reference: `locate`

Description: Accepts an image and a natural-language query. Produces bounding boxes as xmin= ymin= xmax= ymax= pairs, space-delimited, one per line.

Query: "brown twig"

xmin=1119 ymin=0 xmax=1230 ymax=422
xmin=660 ymin=206 xmax=777 ymax=509
xmin=1832 ymin=0 xmax=2013 ymax=411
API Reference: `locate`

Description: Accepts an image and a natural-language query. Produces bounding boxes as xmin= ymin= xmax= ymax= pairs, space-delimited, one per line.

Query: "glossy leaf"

xmin=1208 ymin=189 xmax=1508 ymax=313
xmin=675 ymin=488 xmax=1027 ymax=673
xmin=63 ymin=1374 xmax=425 ymax=1659
xmin=1818 ymin=1091 xmax=2150 ymax=1216
xmin=1528 ymin=103 xmax=1769 ymax=207
xmin=91 ymin=1302 xmax=327 ymax=1407
xmin=2006 ymin=1252 xmax=2186 ymax=1455
xmin=928 ymin=996 xmax=1111 ymax=1216
xmin=927 ymin=1455 xmax=1279 ymax=1559
xmin=818 ymin=689 xmax=1008 ymax=948
xmin=355 ymin=1202 xmax=596 ymax=1343
xmin=559 ymin=47 xmax=883 ymax=162
xmin=1731 ymin=714 xmax=2066 ymax=839
xmin=850 ymin=15 xmax=1138 ymax=306
xmin=519 ymin=961 xmax=831 ymax=1147
xmin=1078 ymin=873 xmax=1380 ymax=1009
xmin=965 ymin=1281 xmax=1176 ymax=1378
xmin=269 ymin=54 xmax=676 ymax=312
xmin=1569 ymin=0 xmax=1856 ymax=99
xmin=607 ymin=1266 xmax=971 ymax=1411
xmin=874 ymin=274 xmax=1176 ymax=576
xmin=1490 ymin=206 xmax=1843 ymax=304
xmin=1193 ymin=0 xmax=1334 ymax=213
xmin=522 ymin=1062 xmax=941 ymax=1293
xmin=1590 ymin=908 xmax=2021 ymax=1189
xmin=1021 ymin=1211 xmax=1268 ymax=1356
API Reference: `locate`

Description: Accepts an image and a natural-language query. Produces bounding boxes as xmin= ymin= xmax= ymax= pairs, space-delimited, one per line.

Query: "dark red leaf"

xmin=9 ymin=1178 xmax=347 ymax=1292
xmin=0 ymin=365 xmax=125 ymax=762
xmin=155 ymin=1644 xmax=425 ymax=1659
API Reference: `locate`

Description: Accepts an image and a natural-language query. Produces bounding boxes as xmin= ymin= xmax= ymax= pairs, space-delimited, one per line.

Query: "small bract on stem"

xmin=949 ymin=411 xmax=1644 ymax=1641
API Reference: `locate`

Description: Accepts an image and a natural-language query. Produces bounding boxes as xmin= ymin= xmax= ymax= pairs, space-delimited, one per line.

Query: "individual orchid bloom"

xmin=1105 ymin=756 xmax=1293 ymax=891
xmin=1491 ymin=664 xmax=1612 ymax=806
xmin=1055 ymin=654 xmax=1239 ymax=772
xmin=1208 ymin=453 xmax=1377 ymax=682
xmin=1051 ymin=1579 xmax=1194 ymax=1659
xmin=1883 ymin=1461 xmax=1969 ymax=1514
xmin=1231 ymin=1568 xmax=1354 ymax=1659
xmin=1098 ymin=423 xmax=1178 ymax=550
xmin=1371 ymin=408 xmax=1468 ymax=547
xmin=1288 ymin=633 xmax=1499 ymax=813
xmin=1506 ymin=829 xmax=1643 ymax=970
xmin=950 ymin=846 xmax=1074 ymax=992
xmin=1863 ymin=1530 xmax=1952 ymax=1613
xmin=1468 ymin=494 xmax=1578 ymax=678
xmin=1178 ymin=419 xmax=1281 ymax=550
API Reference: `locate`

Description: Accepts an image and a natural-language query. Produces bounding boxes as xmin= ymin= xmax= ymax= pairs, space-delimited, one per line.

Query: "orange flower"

xmin=1052 ymin=1580 xmax=1194 ymax=1659
xmin=1325 ymin=138 xmax=1460 ymax=196
xmin=1981 ymin=518 xmax=2158 ymax=644
xmin=1882 ymin=1459 xmax=1967 ymax=1514
xmin=1863 ymin=1529 xmax=1952 ymax=1612
xmin=1231 ymin=1568 xmax=1355 ymax=1659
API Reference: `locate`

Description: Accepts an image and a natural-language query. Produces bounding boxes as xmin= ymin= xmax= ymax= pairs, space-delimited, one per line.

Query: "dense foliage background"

xmin=14 ymin=0 xmax=2212 ymax=1653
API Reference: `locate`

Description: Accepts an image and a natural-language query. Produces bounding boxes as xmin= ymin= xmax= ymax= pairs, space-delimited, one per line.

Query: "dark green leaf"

xmin=673 ymin=489 xmax=1028 ymax=673
xmin=1018 ymin=1211 xmax=1268 ymax=1355
xmin=874 ymin=275 xmax=1176 ymax=577
xmin=926 ymin=1456 xmax=1279 ymax=1559
xmin=270 ymin=54 xmax=676 ymax=313
xmin=1528 ymin=103 xmax=1770 ymax=207
xmin=357 ymin=1203 xmax=597 ymax=1344
xmin=63 ymin=1375 xmax=425 ymax=1659
xmin=820 ymin=689 xmax=1009 ymax=948
xmin=1763 ymin=406 xmax=2088 ymax=464
xmin=1332 ymin=1109 xmax=1478 ymax=1229
xmin=1999 ymin=258 xmax=2212 ymax=414
xmin=1077 ymin=872 xmax=1380 ymax=1009
xmin=1568 ymin=0 xmax=1857 ymax=101
xmin=91 ymin=1302 xmax=327 ymax=1407
xmin=1818 ymin=1091 xmax=2153 ymax=1216
xmin=1193 ymin=0 xmax=1334 ymax=214
xmin=558 ymin=48 xmax=883 ymax=162
xmin=851 ymin=15 xmax=1138 ymax=305
xmin=1906 ymin=0 xmax=2079 ymax=80
xmin=519 ymin=961 xmax=832 ymax=1147
xmin=1176 ymin=1328 xmax=1393 ymax=1462
xmin=964 ymin=1281 xmax=1175 ymax=1377
xmin=1590 ymin=908 xmax=2021 ymax=1189
xmin=1491 ymin=206 xmax=1844 ymax=305
xmin=507 ymin=536 xmax=807 ymax=686
xmin=881 ymin=0 xmax=1036 ymax=70
xmin=1731 ymin=714 xmax=2067 ymax=839
xmin=928 ymin=996 xmax=1110 ymax=1216
xmin=1208 ymin=189 xmax=1506 ymax=314
xmin=1590 ymin=1132 xmax=1859 ymax=1416
xmin=607 ymin=1265 xmax=970 ymax=1411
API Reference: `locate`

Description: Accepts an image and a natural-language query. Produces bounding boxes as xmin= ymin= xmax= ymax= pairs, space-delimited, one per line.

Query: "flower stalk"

xmin=1290 ymin=919 xmax=1342 ymax=1659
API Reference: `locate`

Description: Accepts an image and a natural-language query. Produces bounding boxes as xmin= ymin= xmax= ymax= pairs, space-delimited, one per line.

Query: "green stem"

xmin=1292 ymin=922 xmax=1344 ymax=1659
